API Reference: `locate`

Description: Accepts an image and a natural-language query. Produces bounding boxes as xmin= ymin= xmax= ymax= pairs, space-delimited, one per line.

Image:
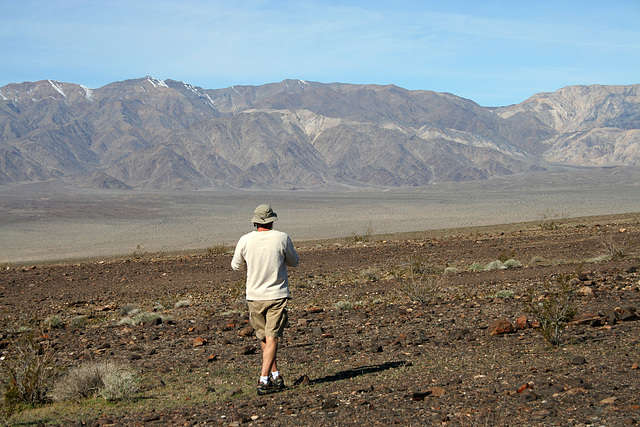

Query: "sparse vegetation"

xmin=359 ymin=267 xmax=380 ymax=282
xmin=484 ymin=258 xmax=521 ymax=271
xmin=207 ymin=244 xmax=232 ymax=256
xmin=52 ymin=361 xmax=138 ymax=402
xmin=526 ymin=274 xmax=577 ymax=346
xmin=70 ymin=315 xmax=87 ymax=329
xmin=397 ymin=254 xmax=443 ymax=303
xmin=43 ymin=315 xmax=63 ymax=330
xmin=350 ymin=222 xmax=374 ymax=244
xmin=1 ymin=213 xmax=638 ymax=425
xmin=174 ymin=299 xmax=192 ymax=308
xmin=131 ymin=243 xmax=147 ymax=260
xmin=538 ymin=209 xmax=561 ymax=231
xmin=494 ymin=290 xmax=515 ymax=299
xmin=599 ymin=233 xmax=630 ymax=260
xmin=469 ymin=262 xmax=485 ymax=272
xmin=334 ymin=300 xmax=353 ymax=310
xmin=0 ymin=332 xmax=59 ymax=417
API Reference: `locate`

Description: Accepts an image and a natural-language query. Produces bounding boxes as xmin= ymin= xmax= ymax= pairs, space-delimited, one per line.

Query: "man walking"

xmin=231 ymin=204 xmax=300 ymax=395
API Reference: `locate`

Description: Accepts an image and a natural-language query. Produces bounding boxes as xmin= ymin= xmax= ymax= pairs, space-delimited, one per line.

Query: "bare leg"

xmin=260 ymin=337 xmax=278 ymax=377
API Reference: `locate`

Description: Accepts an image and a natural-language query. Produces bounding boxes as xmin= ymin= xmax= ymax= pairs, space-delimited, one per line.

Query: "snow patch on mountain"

xmin=81 ymin=85 xmax=94 ymax=102
xmin=48 ymin=80 xmax=67 ymax=98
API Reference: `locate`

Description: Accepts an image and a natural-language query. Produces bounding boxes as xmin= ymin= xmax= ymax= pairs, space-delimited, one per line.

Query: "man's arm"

xmin=284 ymin=236 xmax=299 ymax=267
xmin=231 ymin=240 xmax=245 ymax=270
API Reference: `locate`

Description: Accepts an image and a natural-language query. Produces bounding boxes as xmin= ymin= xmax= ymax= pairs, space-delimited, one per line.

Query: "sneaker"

xmin=256 ymin=378 xmax=278 ymax=396
xmin=272 ymin=375 xmax=285 ymax=390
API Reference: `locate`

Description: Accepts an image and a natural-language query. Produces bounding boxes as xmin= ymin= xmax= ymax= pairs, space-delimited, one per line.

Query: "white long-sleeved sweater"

xmin=231 ymin=230 xmax=299 ymax=301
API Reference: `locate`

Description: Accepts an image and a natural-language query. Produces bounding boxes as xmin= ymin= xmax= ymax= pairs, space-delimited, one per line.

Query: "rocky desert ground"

xmin=1 ymin=212 xmax=640 ymax=426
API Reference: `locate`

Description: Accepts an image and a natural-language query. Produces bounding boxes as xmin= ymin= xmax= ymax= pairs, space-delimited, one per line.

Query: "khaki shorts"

xmin=247 ymin=298 xmax=289 ymax=341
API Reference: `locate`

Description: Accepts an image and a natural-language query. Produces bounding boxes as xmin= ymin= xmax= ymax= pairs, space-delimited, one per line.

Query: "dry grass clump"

xmin=52 ymin=361 xmax=138 ymax=402
xmin=397 ymin=254 xmax=443 ymax=303
xmin=207 ymin=244 xmax=232 ymax=255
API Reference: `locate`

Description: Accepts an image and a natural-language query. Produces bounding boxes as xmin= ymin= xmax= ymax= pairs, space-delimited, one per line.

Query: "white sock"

xmin=271 ymin=371 xmax=280 ymax=379
xmin=260 ymin=375 xmax=269 ymax=385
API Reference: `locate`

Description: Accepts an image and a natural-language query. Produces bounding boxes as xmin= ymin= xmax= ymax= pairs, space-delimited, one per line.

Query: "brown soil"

xmin=1 ymin=213 xmax=639 ymax=426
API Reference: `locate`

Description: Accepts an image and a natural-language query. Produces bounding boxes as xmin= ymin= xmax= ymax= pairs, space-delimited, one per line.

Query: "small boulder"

xmin=488 ymin=319 xmax=515 ymax=335
xmin=192 ymin=337 xmax=207 ymax=347
xmin=515 ymin=315 xmax=530 ymax=330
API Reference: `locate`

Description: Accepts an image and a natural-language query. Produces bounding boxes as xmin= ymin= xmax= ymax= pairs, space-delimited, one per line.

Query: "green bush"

xmin=526 ymin=274 xmax=577 ymax=345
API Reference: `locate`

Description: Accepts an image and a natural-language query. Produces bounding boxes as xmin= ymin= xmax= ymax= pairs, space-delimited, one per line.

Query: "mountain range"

xmin=0 ymin=77 xmax=638 ymax=190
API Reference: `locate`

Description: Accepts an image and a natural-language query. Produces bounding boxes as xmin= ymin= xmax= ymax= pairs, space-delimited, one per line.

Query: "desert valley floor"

xmin=1 ymin=210 xmax=639 ymax=426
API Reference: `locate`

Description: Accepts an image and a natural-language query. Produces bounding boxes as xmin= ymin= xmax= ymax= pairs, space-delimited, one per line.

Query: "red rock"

xmin=489 ymin=319 xmax=515 ymax=335
xmin=515 ymin=315 xmax=530 ymax=330
xmin=192 ymin=337 xmax=207 ymax=347
xmin=517 ymin=383 xmax=533 ymax=393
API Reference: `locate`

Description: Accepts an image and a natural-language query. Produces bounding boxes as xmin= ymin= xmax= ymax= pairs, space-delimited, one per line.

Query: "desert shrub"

xmin=469 ymin=262 xmax=485 ymax=272
xmin=526 ymin=274 xmax=577 ymax=345
xmin=118 ymin=304 xmax=139 ymax=317
xmin=52 ymin=361 xmax=138 ymax=402
xmin=207 ymin=244 xmax=231 ymax=255
xmin=399 ymin=255 xmax=443 ymax=303
xmin=585 ymin=254 xmax=611 ymax=263
xmin=131 ymin=243 xmax=147 ymax=260
xmin=494 ymin=290 xmax=515 ymax=299
xmin=503 ymin=258 xmax=522 ymax=268
xmin=70 ymin=316 xmax=87 ymax=329
xmin=538 ymin=210 xmax=561 ymax=230
xmin=132 ymin=312 xmax=160 ymax=325
xmin=334 ymin=300 xmax=353 ymax=310
xmin=350 ymin=222 xmax=374 ymax=244
xmin=485 ymin=259 xmax=521 ymax=270
xmin=0 ymin=333 xmax=58 ymax=415
xmin=443 ymin=267 xmax=458 ymax=274
xmin=174 ymin=299 xmax=192 ymax=308
xmin=485 ymin=260 xmax=507 ymax=271
xmin=599 ymin=233 xmax=630 ymax=260
xmin=101 ymin=370 xmax=139 ymax=401
xmin=360 ymin=267 xmax=380 ymax=282
xmin=43 ymin=315 xmax=63 ymax=330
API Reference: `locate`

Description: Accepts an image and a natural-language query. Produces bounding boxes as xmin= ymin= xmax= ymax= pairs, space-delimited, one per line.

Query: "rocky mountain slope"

xmin=0 ymin=78 xmax=638 ymax=189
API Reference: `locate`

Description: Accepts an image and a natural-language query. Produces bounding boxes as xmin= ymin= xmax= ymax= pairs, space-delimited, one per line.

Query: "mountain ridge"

xmin=1 ymin=77 xmax=638 ymax=190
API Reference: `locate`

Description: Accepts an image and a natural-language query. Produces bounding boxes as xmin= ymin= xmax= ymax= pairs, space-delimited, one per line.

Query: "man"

xmin=231 ymin=204 xmax=300 ymax=395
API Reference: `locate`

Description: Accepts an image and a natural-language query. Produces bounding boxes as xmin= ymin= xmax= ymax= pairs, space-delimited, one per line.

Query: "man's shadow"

xmin=293 ymin=361 xmax=409 ymax=386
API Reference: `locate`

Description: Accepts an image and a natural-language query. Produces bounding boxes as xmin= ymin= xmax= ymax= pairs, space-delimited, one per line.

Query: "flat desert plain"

xmin=1 ymin=167 xmax=639 ymax=264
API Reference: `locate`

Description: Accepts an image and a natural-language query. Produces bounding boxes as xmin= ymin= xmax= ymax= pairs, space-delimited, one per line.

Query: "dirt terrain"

xmin=1 ymin=213 xmax=639 ymax=426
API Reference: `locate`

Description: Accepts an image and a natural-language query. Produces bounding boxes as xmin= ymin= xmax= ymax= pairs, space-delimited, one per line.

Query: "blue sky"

xmin=1 ymin=0 xmax=639 ymax=106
